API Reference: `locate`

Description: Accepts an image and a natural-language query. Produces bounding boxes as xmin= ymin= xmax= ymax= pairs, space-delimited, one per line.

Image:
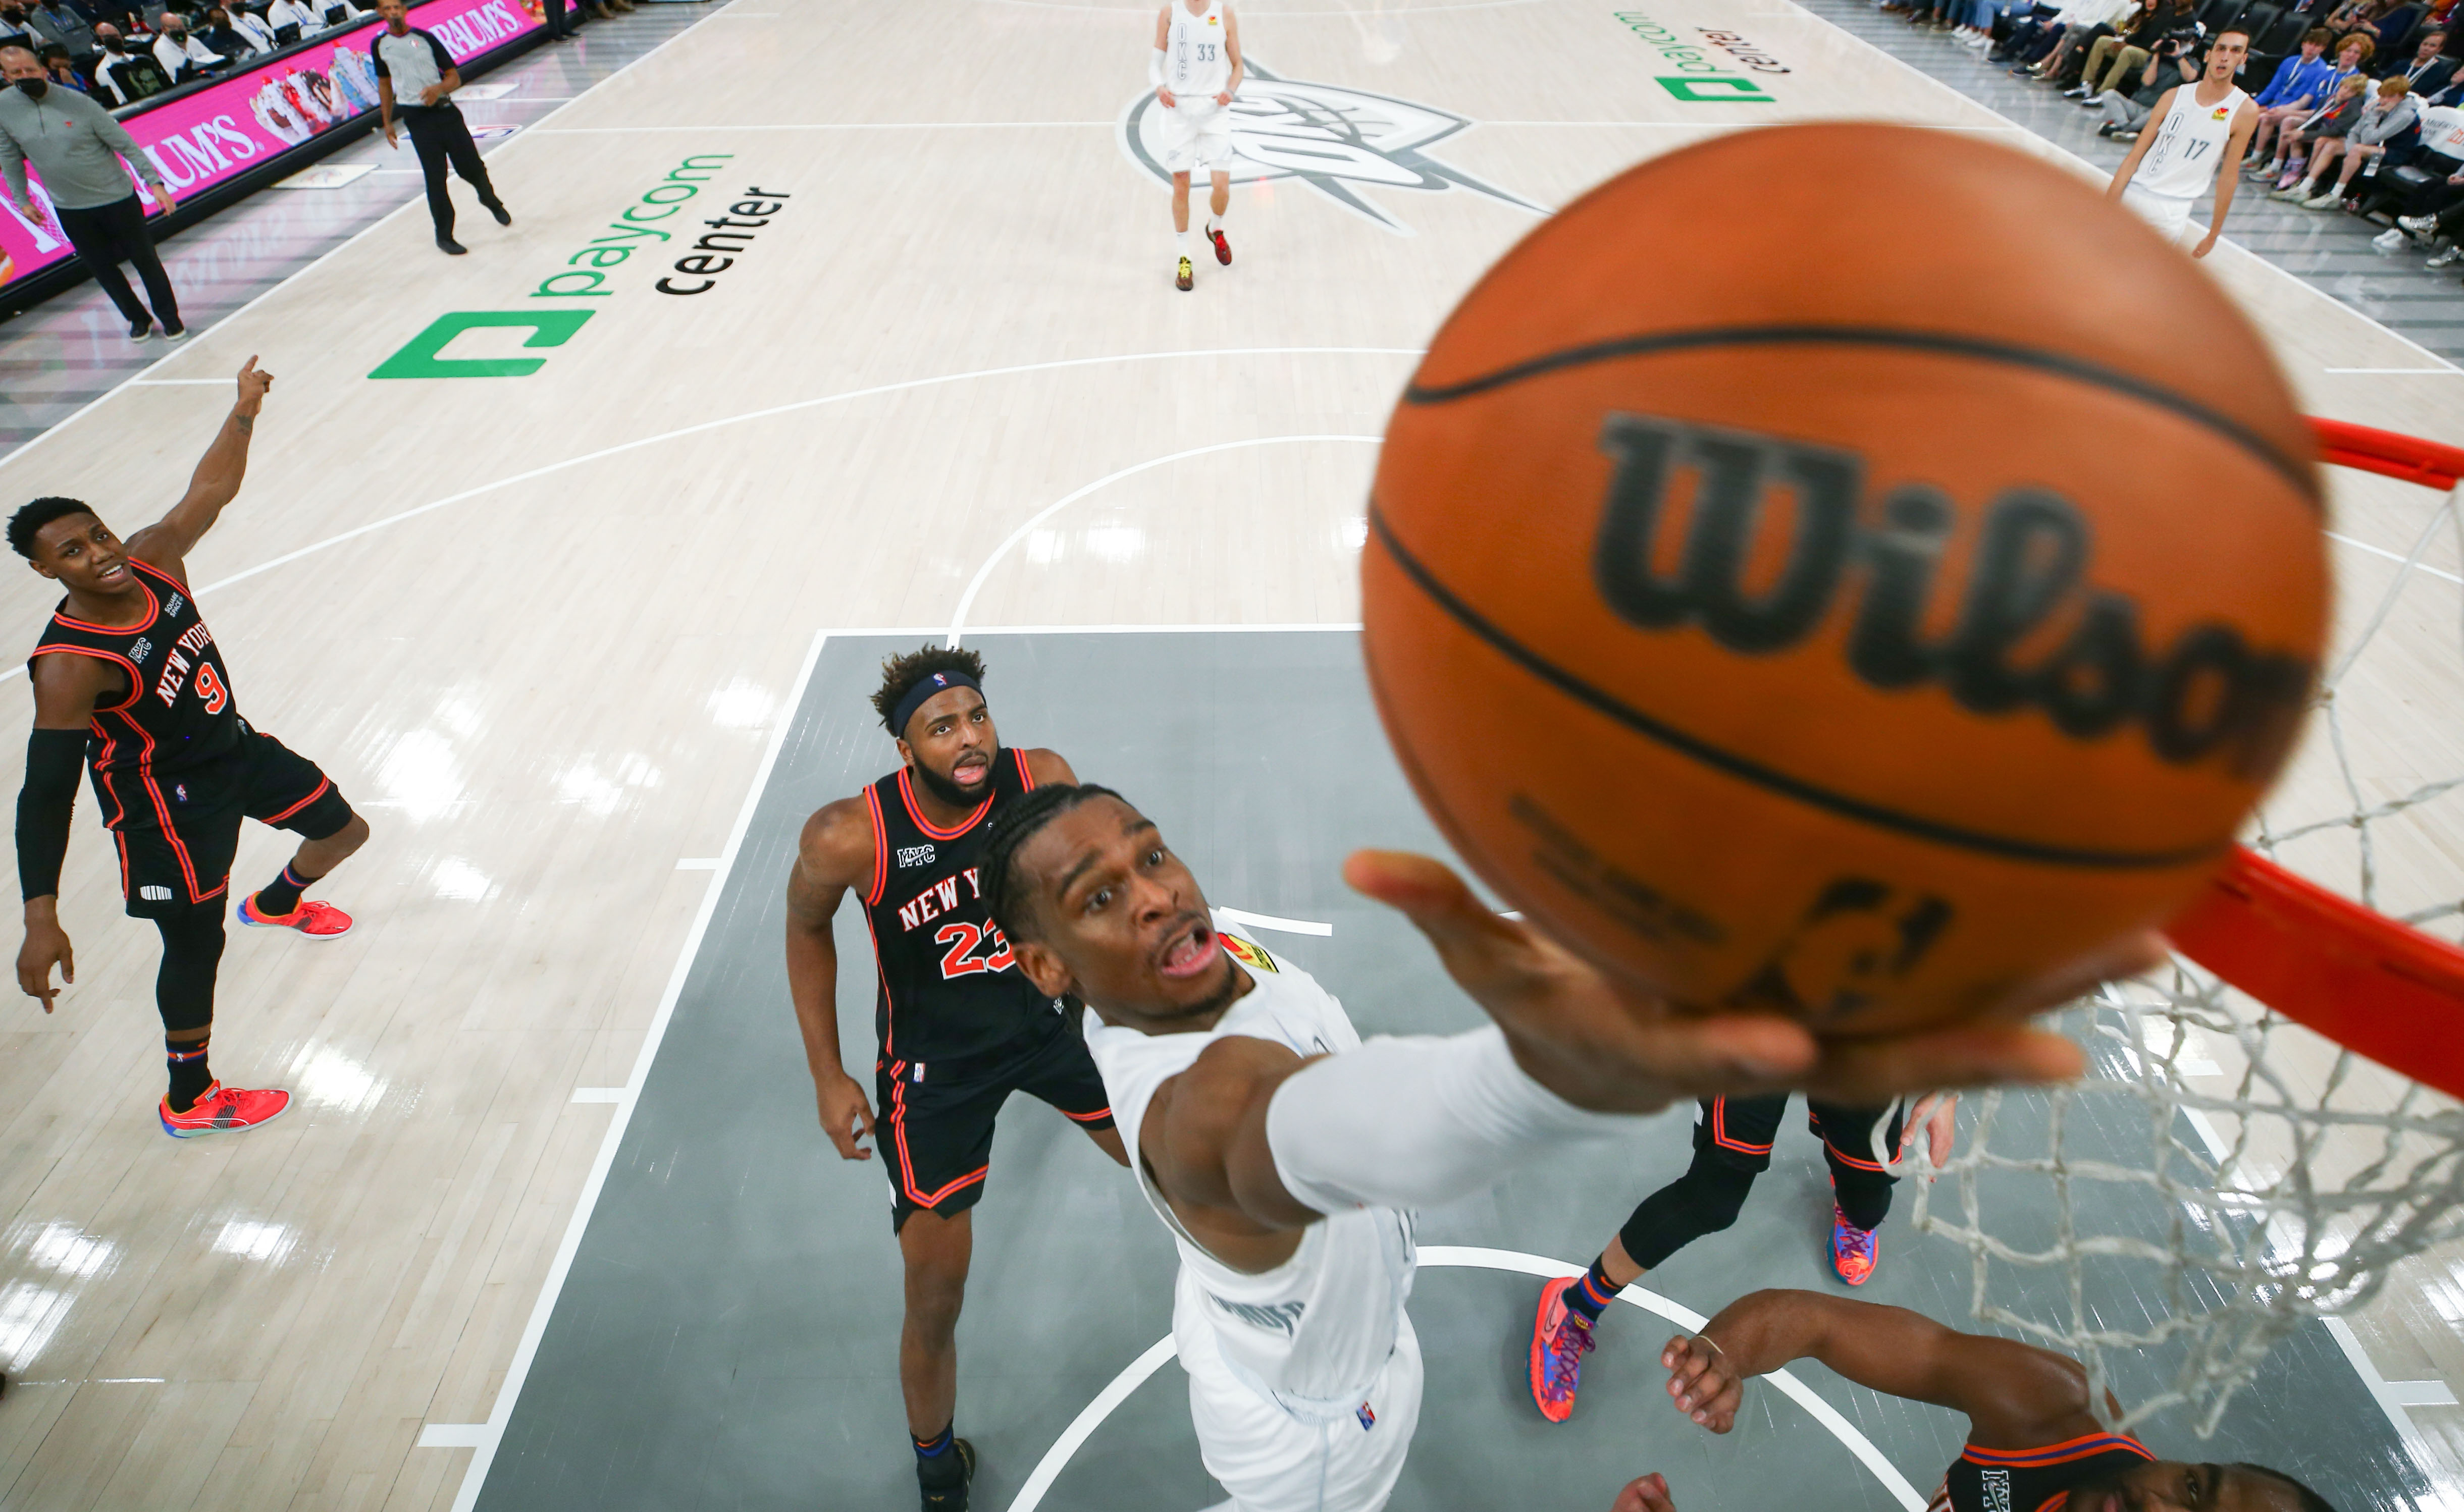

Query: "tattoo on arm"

xmin=235 ymin=415 xmax=252 ymax=434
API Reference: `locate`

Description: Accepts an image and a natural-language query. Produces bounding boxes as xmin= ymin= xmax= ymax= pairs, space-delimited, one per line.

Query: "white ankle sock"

xmin=1176 ymin=229 xmax=1190 ymax=258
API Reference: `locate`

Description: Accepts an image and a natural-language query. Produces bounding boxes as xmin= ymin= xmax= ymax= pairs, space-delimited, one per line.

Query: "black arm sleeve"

xmin=17 ymin=728 xmax=85 ymax=902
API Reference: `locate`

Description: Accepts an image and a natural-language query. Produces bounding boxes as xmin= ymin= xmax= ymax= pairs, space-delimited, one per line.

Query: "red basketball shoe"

xmin=1529 ymin=1276 xmax=1596 ymax=1423
xmin=160 ymin=1081 xmax=291 ymax=1139
xmin=238 ymin=895 xmax=353 ymax=939
xmin=1208 ymin=225 xmax=1232 ymax=264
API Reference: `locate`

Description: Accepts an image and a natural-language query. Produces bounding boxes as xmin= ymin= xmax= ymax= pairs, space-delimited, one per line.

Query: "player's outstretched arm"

xmin=786 ymin=797 xmax=877 ymax=1160
xmin=16 ymin=655 xmax=112 ymax=1014
xmin=1659 ymin=1290 xmax=2099 ymax=1446
xmin=124 ymin=357 xmax=274 ymax=581
xmin=1348 ymin=849 xmax=2152 ymax=1107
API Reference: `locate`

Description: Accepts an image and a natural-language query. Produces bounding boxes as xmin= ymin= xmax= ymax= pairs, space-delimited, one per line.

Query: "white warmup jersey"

xmin=2135 ymin=82 xmax=2248 ymax=199
xmin=1086 ymin=921 xmax=1422 ymax=1511
xmin=1163 ymin=0 xmax=1232 ymax=99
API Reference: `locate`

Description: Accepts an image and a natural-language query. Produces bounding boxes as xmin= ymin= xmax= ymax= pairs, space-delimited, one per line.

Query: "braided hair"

xmin=981 ymin=782 xmax=1126 ymax=944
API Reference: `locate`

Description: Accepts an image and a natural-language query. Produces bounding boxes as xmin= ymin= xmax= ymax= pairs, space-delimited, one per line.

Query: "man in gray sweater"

xmin=0 ymin=42 xmax=183 ymax=339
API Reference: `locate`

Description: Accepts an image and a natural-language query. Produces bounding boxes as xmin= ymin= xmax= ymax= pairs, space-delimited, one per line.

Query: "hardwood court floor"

xmin=1 ymin=0 xmax=2461 ymax=1507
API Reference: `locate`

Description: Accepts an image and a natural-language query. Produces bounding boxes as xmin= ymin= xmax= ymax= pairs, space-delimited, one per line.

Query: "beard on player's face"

xmin=913 ymin=739 xmax=1000 ymax=807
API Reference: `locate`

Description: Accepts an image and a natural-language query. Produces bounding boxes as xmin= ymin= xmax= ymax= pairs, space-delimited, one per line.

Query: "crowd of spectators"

xmin=0 ymin=0 xmax=630 ymax=106
xmin=1881 ymin=0 xmax=2464 ymax=278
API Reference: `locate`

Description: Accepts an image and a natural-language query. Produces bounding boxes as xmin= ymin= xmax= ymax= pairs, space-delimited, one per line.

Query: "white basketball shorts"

xmin=1159 ymin=98 xmax=1236 ymax=173
xmin=1174 ymin=1275 xmax=1423 ymax=1512
xmin=2121 ymin=182 xmax=2197 ymax=243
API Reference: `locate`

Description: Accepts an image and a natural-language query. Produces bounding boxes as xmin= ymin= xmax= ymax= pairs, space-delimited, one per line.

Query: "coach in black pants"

xmin=0 ymin=43 xmax=182 ymax=338
xmin=370 ymin=0 xmax=508 ymax=255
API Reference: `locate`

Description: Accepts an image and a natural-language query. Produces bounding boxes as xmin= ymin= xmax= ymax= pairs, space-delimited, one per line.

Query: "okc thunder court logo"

xmin=1121 ymin=61 xmax=1543 ymax=234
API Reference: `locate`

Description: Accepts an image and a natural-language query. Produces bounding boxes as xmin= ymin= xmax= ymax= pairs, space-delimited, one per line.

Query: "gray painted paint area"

xmin=476 ymin=629 xmax=2414 ymax=1512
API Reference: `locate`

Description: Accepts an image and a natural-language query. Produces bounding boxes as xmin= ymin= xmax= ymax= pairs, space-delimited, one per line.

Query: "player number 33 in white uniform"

xmin=1154 ymin=0 xmax=1240 ymax=171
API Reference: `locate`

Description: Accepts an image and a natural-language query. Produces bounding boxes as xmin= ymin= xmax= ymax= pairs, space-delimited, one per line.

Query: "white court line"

xmin=1215 ymin=905 xmax=1334 ymax=937
xmin=2324 ymin=368 xmax=2464 ymax=374
xmin=444 ymin=624 xmax=1353 ymax=1510
xmin=0 ymin=349 xmax=1417 ymax=690
xmin=533 ymin=121 xmax=1116 ymax=132
xmin=2327 ymin=529 xmax=2464 ymax=586
xmin=1778 ymin=0 xmax=2464 ymax=378
xmin=0 ymin=0 xmax=755 ymax=474
xmin=418 ymin=1423 xmax=489 ymax=1448
xmin=445 ymin=623 xmax=828 ymax=1512
xmin=675 ymin=856 xmax=721 ymax=870
xmin=947 ymin=434 xmax=1381 ymax=644
xmin=1003 ymin=1246 xmax=1927 ymax=1512
xmin=125 ymin=379 xmax=232 ymax=385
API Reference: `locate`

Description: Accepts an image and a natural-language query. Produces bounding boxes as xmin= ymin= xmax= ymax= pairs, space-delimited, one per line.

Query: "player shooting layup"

xmin=13 ymin=359 xmax=370 ymax=1138
xmin=1617 ymin=1289 xmax=2335 ymax=1512
xmin=1153 ymin=0 xmax=1242 ymax=292
xmin=981 ymin=783 xmax=2126 ymax=1512
xmin=783 ymin=647 xmax=1126 ymax=1512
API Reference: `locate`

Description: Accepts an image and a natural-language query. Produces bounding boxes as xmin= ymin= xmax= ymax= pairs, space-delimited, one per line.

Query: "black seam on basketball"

xmin=1399 ymin=325 xmax=2318 ymax=501
xmin=1368 ymin=507 xmax=2229 ymax=872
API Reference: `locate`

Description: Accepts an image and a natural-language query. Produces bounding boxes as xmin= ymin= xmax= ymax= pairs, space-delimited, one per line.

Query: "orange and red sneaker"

xmin=238 ymin=895 xmax=353 ymax=939
xmin=159 ymin=1081 xmax=291 ymax=1139
xmin=1528 ymin=1276 xmax=1596 ymax=1423
xmin=1830 ymin=1205 xmax=1878 ymax=1286
xmin=1208 ymin=225 xmax=1232 ymax=265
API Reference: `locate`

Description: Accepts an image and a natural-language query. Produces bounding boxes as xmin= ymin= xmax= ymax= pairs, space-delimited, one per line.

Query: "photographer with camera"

xmin=2069 ymin=0 xmax=2191 ymax=101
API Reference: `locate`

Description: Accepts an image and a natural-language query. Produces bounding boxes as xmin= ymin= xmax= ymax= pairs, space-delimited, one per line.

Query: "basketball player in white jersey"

xmin=1152 ymin=0 xmax=1242 ymax=292
xmin=980 ymin=784 xmax=2130 ymax=1511
xmin=2108 ymin=25 xmax=2258 ymax=257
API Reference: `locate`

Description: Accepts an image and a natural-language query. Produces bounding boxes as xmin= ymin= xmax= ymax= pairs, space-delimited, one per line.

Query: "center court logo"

xmin=1120 ymin=61 xmax=1543 ymax=235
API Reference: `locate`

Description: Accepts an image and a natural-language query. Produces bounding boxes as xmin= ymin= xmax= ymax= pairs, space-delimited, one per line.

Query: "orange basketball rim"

xmin=2166 ymin=418 xmax=2464 ymax=1102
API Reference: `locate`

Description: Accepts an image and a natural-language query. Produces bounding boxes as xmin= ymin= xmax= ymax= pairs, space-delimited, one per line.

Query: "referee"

xmin=371 ymin=0 xmax=509 ymax=256
xmin=0 ymin=43 xmax=183 ymax=339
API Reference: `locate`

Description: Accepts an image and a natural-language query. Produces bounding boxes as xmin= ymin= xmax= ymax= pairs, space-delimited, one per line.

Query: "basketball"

xmin=1363 ymin=123 xmax=2329 ymax=1037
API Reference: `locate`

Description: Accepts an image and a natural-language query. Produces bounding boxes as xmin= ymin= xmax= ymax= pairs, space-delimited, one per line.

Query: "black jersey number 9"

xmin=936 ymin=921 xmax=1017 ymax=979
xmin=195 ymin=662 xmax=229 ymax=715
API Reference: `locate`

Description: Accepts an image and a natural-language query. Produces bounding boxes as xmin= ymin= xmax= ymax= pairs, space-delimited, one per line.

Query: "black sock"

xmin=1563 ymin=1256 xmax=1620 ymax=1326
xmin=167 ymin=1035 xmax=211 ymax=1111
xmin=914 ymin=1424 xmax=954 ymax=1464
xmin=254 ymin=863 xmax=314 ymax=917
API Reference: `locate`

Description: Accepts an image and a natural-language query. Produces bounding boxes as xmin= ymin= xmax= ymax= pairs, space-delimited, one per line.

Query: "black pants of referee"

xmin=55 ymin=193 xmax=180 ymax=331
xmin=403 ymin=104 xmax=503 ymax=241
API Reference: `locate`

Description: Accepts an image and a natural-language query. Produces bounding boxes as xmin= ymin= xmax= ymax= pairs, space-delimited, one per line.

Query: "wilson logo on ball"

xmin=1589 ymin=412 xmax=2313 ymax=779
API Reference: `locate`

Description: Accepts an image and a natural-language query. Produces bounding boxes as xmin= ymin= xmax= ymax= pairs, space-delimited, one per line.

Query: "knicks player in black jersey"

xmin=783 ymin=645 xmax=1127 ymax=1512
xmin=1616 ymin=1289 xmax=2334 ymax=1512
xmin=11 ymin=359 xmax=369 ymax=1139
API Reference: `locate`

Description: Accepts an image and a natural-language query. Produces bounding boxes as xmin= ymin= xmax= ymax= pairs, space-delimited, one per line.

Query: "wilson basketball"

xmin=1362 ymin=123 xmax=2328 ymax=1037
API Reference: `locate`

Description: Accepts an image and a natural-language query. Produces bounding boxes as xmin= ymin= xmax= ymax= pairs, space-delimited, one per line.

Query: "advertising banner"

xmin=0 ymin=0 xmax=539 ymax=290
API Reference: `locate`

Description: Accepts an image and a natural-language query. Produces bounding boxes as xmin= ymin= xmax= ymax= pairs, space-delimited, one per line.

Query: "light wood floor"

xmin=3 ymin=0 xmax=2463 ymax=1506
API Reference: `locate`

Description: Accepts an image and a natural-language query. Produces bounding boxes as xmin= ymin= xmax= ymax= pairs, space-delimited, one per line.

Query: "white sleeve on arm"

xmin=1149 ymin=46 xmax=1166 ymax=85
xmin=1265 ymin=1025 xmax=1640 ymax=1215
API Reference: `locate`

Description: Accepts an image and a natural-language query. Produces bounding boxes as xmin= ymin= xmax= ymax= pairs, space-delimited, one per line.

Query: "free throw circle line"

xmin=946 ymin=435 xmax=1382 ymax=646
xmin=1003 ymin=1245 xmax=1925 ymax=1512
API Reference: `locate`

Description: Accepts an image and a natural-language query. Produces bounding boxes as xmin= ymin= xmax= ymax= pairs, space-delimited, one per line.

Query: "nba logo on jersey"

xmin=1355 ymin=1401 xmax=1376 ymax=1431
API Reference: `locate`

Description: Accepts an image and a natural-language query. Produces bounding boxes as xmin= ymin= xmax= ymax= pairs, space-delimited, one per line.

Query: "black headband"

xmin=891 ymin=671 xmax=982 ymax=738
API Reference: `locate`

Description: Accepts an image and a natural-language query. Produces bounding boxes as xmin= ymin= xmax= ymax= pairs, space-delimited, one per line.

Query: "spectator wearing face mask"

xmin=89 ymin=22 xmax=160 ymax=100
xmin=264 ymin=0 xmax=316 ymax=33
xmin=37 ymin=39 xmax=83 ymax=85
xmin=150 ymin=8 xmax=219 ymax=77
xmin=0 ymin=42 xmax=184 ymax=339
xmin=0 ymin=3 xmax=35 ymax=45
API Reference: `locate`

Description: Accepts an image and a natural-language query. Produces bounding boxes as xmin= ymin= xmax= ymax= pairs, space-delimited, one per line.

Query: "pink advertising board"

xmin=0 ymin=0 xmax=540 ymax=290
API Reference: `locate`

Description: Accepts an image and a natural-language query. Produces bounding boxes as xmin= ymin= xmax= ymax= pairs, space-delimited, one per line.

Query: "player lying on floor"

xmin=977 ymin=782 xmax=2156 ymax=1512
xmin=1614 ymin=1289 xmax=2336 ymax=1512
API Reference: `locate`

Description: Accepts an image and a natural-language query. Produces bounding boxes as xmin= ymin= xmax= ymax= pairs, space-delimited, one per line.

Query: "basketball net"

xmin=1888 ymin=419 xmax=2464 ymax=1437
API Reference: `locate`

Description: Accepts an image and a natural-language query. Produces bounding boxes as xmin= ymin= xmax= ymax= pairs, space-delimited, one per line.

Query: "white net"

xmin=1889 ymin=435 xmax=2464 ymax=1437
